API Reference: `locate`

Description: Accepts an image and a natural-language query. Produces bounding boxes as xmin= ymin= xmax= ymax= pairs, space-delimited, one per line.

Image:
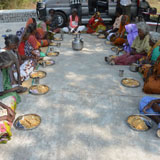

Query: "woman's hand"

xmin=143 ymin=100 xmax=154 ymax=114
xmin=6 ymin=107 xmax=15 ymax=123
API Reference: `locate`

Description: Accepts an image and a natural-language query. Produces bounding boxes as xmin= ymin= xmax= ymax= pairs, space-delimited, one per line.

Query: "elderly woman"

xmin=3 ymin=34 xmax=35 ymax=82
xmin=86 ymin=12 xmax=106 ymax=34
xmin=106 ymin=22 xmax=151 ymax=65
xmin=62 ymin=9 xmax=85 ymax=33
xmin=0 ymin=52 xmax=22 ymax=103
xmin=139 ymin=32 xmax=160 ymax=79
xmin=139 ymin=97 xmax=160 ymax=138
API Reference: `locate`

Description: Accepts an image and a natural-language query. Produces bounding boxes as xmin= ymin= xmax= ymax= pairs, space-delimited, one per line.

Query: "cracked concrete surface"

xmin=0 ymin=22 xmax=160 ymax=160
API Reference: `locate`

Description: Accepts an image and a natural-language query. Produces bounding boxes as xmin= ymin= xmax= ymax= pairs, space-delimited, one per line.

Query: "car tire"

xmin=56 ymin=12 xmax=67 ymax=27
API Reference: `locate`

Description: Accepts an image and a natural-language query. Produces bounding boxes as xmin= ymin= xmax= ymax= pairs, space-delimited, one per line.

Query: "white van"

xmin=36 ymin=0 xmax=140 ymax=27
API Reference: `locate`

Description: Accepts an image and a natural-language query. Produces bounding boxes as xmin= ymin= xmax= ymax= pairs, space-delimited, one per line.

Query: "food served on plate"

xmin=30 ymin=71 xmax=46 ymax=79
xmin=92 ymin=32 xmax=99 ymax=36
xmin=47 ymin=52 xmax=59 ymax=56
xmin=54 ymin=37 xmax=61 ymax=41
xmin=30 ymin=85 xmax=49 ymax=94
xmin=122 ymin=78 xmax=140 ymax=87
xmin=19 ymin=115 xmax=40 ymax=129
xmin=98 ymin=34 xmax=105 ymax=39
xmin=46 ymin=60 xmax=54 ymax=65
xmin=127 ymin=115 xmax=149 ymax=131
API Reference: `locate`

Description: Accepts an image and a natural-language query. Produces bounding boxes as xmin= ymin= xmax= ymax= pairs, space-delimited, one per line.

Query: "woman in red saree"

xmin=26 ymin=18 xmax=49 ymax=47
xmin=87 ymin=12 xmax=106 ymax=34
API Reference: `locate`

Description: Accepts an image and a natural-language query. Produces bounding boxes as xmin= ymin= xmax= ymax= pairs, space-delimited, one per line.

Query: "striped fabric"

xmin=70 ymin=0 xmax=81 ymax=5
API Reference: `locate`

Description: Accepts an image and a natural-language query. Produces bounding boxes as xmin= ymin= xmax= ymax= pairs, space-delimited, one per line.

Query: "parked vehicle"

xmin=36 ymin=0 xmax=140 ymax=27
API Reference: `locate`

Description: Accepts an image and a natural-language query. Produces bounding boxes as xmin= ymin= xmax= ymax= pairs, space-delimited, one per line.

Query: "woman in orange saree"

xmin=112 ymin=15 xmax=130 ymax=46
xmin=87 ymin=12 xmax=106 ymax=34
xmin=26 ymin=18 xmax=49 ymax=47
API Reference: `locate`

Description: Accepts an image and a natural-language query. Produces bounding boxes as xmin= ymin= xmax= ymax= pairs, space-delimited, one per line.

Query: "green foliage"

xmin=0 ymin=0 xmax=38 ymax=9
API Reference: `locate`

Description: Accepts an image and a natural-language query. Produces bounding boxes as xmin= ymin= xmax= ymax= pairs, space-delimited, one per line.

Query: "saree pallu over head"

xmin=0 ymin=96 xmax=16 ymax=144
xmin=124 ymin=24 xmax=138 ymax=53
xmin=118 ymin=15 xmax=130 ymax=36
xmin=26 ymin=18 xmax=34 ymax=28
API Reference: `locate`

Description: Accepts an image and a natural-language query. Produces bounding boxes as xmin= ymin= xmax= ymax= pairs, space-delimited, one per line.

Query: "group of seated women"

xmin=95 ymin=7 xmax=160 ymax=137
xmin=0 ymin=14 xmax=60 ymax=143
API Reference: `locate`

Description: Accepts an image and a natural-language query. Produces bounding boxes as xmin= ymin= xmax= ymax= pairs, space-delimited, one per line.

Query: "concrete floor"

xmin=0 ymin=22 xmax=160 ymax=160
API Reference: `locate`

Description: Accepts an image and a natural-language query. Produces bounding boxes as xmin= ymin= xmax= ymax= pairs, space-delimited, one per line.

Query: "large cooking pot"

xmin=72 ymin=34 xmax=84 ymax=51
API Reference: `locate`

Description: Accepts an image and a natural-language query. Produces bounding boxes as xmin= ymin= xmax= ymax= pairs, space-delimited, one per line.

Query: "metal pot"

xmin=72 ymin=34 xmax=84 ymax=51
xmin=129 ymin=63 xmax=139 ymax=72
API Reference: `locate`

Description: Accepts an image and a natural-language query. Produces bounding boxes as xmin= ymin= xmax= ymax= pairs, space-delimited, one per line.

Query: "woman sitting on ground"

xmin=0 ymin=52 xmax=22 ymax=103
xmin=18 ymin=27 xmax=42 ymax=61
xmin=143 ymin=55 xmax=160 ymax=94
xmin=0 ymin=100 xmax=16 ymax=144
xmin=62 ymin=9 xmax=85 ymax=33
xmin=48 ymin=9 xmax=61 ymax=33
xmin=139 ymin=32 xmax=160 ymax=79
xmin=105 ymin=7 xmax=123 ymax=40
xmin=27 ymin=23 xmax=42 ymax=50
xmin=106 ymin=22 xmax=151 ymax=65
xmin=110 ymin=15 xmax=130 ymax=46
xmin=3 ymin=34 xmax=35 ymax=82
xmin=123 ymin=23 xmax=138 ymax=53
xmin=139 ymin=97 xmax=160 ymax=138
xmin=26 ymin=18 xmax=50 ymax=47
xmin=86 ymin=12 xmax=106 ymax=34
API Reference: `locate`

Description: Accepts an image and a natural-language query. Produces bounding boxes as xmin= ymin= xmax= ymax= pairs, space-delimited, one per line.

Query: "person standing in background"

xmin=117 ymin=0 xmax=132 ymax=18
xmin=69 ymin=0 xmax=82 ymax=21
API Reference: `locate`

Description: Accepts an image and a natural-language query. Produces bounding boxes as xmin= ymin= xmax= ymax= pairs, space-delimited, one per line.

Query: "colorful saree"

xmin=113 ymin=15 xmax=130 ymax=46
xmin=28 ymin=35 xmax=41 ymax=50
xmin=0 ymin=96 xmax=16 ymax=144
xmin=87 ymin=12 xmax=106 ymax=33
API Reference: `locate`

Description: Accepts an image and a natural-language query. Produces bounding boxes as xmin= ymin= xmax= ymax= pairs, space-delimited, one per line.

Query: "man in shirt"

xmin=49 ymin=9 xmax=60 ymax=33
xmin=69 ymin=0 xmax=82 ymax=20
xmin=117 ymin=0 xmax=132 ymax=18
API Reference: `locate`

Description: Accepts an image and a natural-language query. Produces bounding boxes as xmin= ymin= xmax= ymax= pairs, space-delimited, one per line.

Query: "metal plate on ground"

xmin=38 ymin=60 xmax=55 ymax=66
xmin=126 ymin=114 xmax=153 ymax=131
xmin=47 ymin=51 xmax=59 ymax=57
xmin=14 ymin=114 xmax=41 ymax=130
xmin=29 ymin=85 xmax=49 ymax=95
xmin=30 ymin=71 xmax=47 ymax=79
xmin=121 ymin=78 xmax=140 ymax=88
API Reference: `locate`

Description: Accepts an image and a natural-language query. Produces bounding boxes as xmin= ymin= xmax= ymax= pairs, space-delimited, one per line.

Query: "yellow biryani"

xmin=30 ymin=71 xmax=46 ymax=78
xmin=50 ymin=42 xmax=57 ymax=46
xmin=31 ymin=85 xmax=49 ymax=94
xmin=98 ymin=34 xmax=105 ymax=39
xmin=46 ymin=61 xmax=53 ymax=65
xmin=122 ymin=78 xmax=140 ymax=87
xmin=127 ymin=115 xmax=148 ymax=131
xmin=54 ymin=37 xmax=61 ymax=41
xmin=19 ymin=115 xmax=41 ymax=129
xmin=47 ymin=52 xmax=58 ymax=56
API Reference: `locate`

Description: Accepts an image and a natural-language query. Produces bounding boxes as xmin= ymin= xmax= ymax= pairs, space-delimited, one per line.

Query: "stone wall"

xmin=0 ymin=9 xmax=37 ymax=23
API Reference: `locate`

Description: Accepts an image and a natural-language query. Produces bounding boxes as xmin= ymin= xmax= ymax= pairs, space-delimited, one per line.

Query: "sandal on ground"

xmin=109 ymin=60 xmax=115 ymax=65
xmin=104 ymin=57 xmax=109 ymax=62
